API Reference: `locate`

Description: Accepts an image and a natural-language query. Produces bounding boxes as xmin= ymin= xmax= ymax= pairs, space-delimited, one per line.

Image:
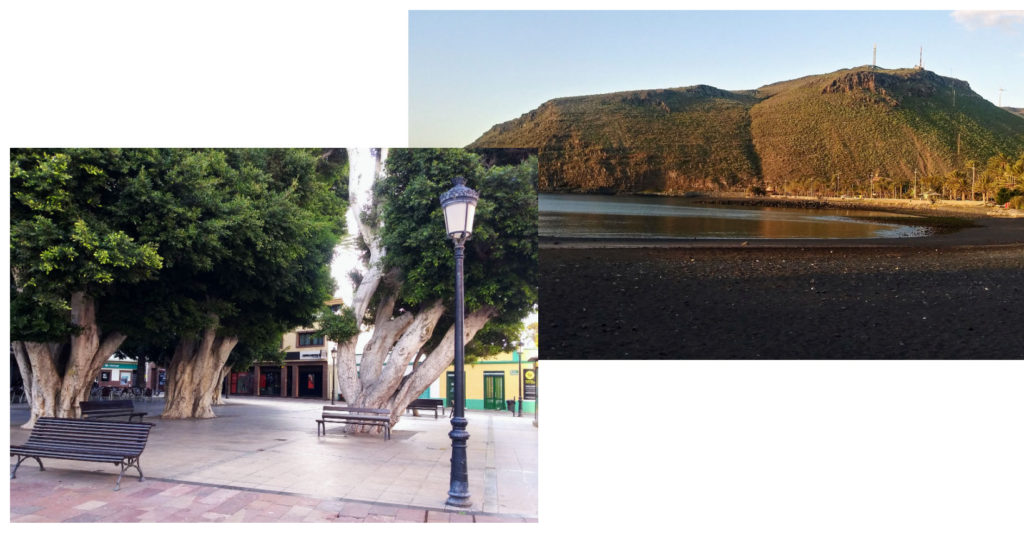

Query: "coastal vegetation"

xmin=471 ymin=66 xmax=1024 ymax=201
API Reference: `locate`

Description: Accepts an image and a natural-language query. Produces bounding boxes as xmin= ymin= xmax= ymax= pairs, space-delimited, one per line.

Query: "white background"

xmin=3 ymin=2 xmax=1024 ymax=533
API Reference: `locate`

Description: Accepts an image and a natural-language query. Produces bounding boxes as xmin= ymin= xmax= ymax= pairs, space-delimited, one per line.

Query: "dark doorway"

xmin=298 ymin=365 xmax=323 ymax=398
xmin=259 ymin=366 xmax=281 ymax=397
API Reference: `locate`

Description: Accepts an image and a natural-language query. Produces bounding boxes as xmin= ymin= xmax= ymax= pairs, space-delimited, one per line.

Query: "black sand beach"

xmin=540 ymin=214 xmax=1024 ymax=359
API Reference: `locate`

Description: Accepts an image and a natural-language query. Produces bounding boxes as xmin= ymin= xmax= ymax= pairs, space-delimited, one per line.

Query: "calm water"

xmin=540 ymin=194 xmax=929 ymax=239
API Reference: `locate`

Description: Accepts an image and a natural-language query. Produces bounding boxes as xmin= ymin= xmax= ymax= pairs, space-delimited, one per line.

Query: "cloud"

xmin=951 ymin=11 xmax=1024 ymax=32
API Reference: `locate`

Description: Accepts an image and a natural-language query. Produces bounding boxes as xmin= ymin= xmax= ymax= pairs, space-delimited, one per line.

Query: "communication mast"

xmin=999 ymin=88 xmax=1005 ymax=107
xmin=918 ymin=46 xmax=923 ymax=70
xmin=873 ymin=44 xmax=877 ymax=70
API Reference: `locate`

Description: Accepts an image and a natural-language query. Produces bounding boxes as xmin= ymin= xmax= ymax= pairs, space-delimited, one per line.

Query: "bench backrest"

xmin=323 ymin=405 xmax=390 ymax=416
xmin=80 ymin=400 xmax=135 ymax=413
xmin=409 ymin=398 xmax=443 ymax=408
xmin=26 ymin=418 xmax=153 ymax=456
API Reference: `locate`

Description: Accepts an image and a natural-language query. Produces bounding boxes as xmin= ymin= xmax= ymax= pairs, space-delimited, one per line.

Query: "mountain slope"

xmin=470 ymin=66 xmax=1024 ymax=194
xmin=473 ymin=85 xmax=762 ymax=193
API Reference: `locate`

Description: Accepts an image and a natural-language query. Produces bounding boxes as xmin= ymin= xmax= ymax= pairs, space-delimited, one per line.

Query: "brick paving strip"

xmin=9 ymin=469 xmax=537 ymax=523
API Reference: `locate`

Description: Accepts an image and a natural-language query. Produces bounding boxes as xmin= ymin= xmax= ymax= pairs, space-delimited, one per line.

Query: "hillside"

xmin=470 ymin=66 xmax=1024 ymax=194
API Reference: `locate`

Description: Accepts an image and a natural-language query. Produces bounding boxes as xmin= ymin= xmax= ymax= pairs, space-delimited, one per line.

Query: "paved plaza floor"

xmin=8 ymin=396 xmax=538 ymax=523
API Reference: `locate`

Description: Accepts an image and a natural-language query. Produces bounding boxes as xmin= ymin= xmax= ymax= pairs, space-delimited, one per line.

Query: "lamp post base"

xmin=445 ymin=495 xmax=472 ymax=508
xmin=447 ymin=416 xmax=471 ymax=508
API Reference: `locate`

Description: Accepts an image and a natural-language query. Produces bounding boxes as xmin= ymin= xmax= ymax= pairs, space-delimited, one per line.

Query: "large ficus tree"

xmin=11 ymin=149 xmax=164 ymax=427
xmin=12 ymin=148 xmax=348 ymax=424
xmin=104 ymin=148 xmax=348 ymax=419
xmin=333 ymin=148 xmax=537 ymax=430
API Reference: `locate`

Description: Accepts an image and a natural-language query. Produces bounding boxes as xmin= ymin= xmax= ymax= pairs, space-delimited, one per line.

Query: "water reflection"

xmin=540 ymin=194 xmax=926 ymax=239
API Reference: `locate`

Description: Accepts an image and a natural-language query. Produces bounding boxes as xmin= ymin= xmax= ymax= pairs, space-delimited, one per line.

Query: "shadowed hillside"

xmin=470 ymin=66 xmax=1024 ymax=195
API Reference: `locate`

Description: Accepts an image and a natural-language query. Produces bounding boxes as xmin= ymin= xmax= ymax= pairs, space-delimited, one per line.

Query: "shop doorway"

xmin=483 ymin=372 xmax=505 ymax=410
xmin=259 ymin=366 xmax=281 ymax=397
xmin=445 ymin=371 xmax=467 ymax=409
xmin=298 ymin=365 xmax=323 ymax=398
xmin=230 ymin=372 xmax=253 ymax=395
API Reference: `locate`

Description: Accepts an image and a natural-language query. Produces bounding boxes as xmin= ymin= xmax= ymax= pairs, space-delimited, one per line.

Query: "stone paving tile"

xmin=11 ymin=514 xmax=49 ymax=522
xmin=73 ymin=500 xmax=108 ymax=511
xmin=208 ymin=491 xmax=261 ymax=515
xmin=395 ymin=507 xmax=427 ymax=522
xmin=280 ymin=504 xmax=315 ymax=522
xmin=137 ymin=506 xmax=181 ymax=522
xmin=338 ymin=501 xmax=373 ymax=519
xmin=197 ymin=487 xmax=240 ymax=505
xmin=449 ymin=512 xmax=475 ymax=523
xmin=11 ymin=504 xmax=44 ymax=515
xmin=365 ymin=514 xmax=398 ymax=522
xmin=66 ymin=512 xmax=106 ymax=522
xmin=427 ymin=510 xmax=452 ymax=522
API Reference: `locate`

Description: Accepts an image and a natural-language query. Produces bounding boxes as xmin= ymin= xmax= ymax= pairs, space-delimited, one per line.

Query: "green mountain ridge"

xmin=470 ymin=66 xmax=1024 ymax=195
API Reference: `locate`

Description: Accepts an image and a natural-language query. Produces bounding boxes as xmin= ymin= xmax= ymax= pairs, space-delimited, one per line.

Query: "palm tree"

xmin=975 ymin=171 xmax=996 ymax=203
xmin=1012 ymin=151 xmax=1024 ymax=189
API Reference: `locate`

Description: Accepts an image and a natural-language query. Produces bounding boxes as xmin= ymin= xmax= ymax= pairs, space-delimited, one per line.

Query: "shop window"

xmin=297 ymin=332 xmax=324 ymax=347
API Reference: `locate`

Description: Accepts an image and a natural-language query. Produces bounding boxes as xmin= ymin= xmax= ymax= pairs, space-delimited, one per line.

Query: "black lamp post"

xmin=440 ymin=176 xmax=479 ymax=508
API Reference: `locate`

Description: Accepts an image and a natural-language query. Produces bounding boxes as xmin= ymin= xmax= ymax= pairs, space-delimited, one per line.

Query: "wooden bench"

xmin=10 ymin=417 xmax=154 ymax=490
xmin=80 ymin=400 xmax=148 ymax=422
xmin=406 ymin=398 xmax=444 ymax=419
xmin=316 ymin=406 xmax=391 ymax=440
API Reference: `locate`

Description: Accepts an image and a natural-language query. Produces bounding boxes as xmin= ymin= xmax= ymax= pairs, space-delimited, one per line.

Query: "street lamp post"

xmin=439 ymin=176 xmax=479 ymax=509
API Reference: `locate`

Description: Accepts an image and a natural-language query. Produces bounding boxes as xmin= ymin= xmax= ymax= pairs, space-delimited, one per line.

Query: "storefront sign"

xmin=104 ymin=361 xmax=137 ymax=370
xmin=523 ymin=368 xmax=537 ymax=400
xmin=299 ymin=353 xmax=323 ymax=360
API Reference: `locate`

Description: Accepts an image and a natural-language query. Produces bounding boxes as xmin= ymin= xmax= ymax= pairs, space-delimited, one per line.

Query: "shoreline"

xmin=544 ymin=190 xmax=1024 ymax=219
xmin=540 ymin=194 xmax=1024 ymax=249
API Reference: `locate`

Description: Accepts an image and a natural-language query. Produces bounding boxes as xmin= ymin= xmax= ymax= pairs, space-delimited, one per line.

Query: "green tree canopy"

xmin=375 ymin=149 xmax=538 ymax=351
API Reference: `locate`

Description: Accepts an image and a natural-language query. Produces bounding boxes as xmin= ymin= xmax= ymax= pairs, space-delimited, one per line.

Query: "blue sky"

xmin=409 ymin=10 xmax=1024 ymax=147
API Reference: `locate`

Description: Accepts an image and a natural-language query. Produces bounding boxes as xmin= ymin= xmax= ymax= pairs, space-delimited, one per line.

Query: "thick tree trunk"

xmin=357 ymin=299 xmax=445 ymax=408
xmin=17 ymin=292 xmax=127 ymax=428
xmin=22 ymin=341 xmax=60 ymax=429
xmin=12 ymin=341 xmax=34 ymax=406
xmin=342 ymin=303 xmax=495 ymax=434
xmin=389 ymin=307 xmax=497 ymax=420
xmin=162 ymin=324 xmax=239 ymax=419
xmin=336 ymin=147 xmax=388 ymax=407
xmin=211 ymin=363 xmax=231 ymax=405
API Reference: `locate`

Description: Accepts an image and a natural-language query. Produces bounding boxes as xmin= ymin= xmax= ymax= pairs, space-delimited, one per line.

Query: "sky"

xmin=409 ymin=10 xmax=1024 ymax=147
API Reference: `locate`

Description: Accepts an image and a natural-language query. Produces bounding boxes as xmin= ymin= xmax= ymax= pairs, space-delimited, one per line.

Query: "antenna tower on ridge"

xmin=918 ymin=46 xmax=923 ymax=69
xmin=873 ymin=44 xmax=877 ymax=70
xmin=999 ymin=88 xmax=1005 ymax=107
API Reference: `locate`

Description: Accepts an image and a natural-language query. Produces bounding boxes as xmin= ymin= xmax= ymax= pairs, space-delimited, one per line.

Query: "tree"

xmin=11 ymin=149 xmax=164 ymax=427
xmin=332 ymin=148 xmax=537 ymax=432
xmin=104 ymin=149 xmax=348 ymax=419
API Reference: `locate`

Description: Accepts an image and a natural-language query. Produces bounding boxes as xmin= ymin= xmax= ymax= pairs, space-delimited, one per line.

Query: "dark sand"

xmin=540 ymin=217 xmax=1024 ymax=359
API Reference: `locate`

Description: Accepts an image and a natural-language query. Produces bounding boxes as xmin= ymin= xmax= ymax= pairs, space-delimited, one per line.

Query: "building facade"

xmin=225 ymin=298 xmax=343 ymax=401
xmin=441 ymin=350 xmax=538 ymax=413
